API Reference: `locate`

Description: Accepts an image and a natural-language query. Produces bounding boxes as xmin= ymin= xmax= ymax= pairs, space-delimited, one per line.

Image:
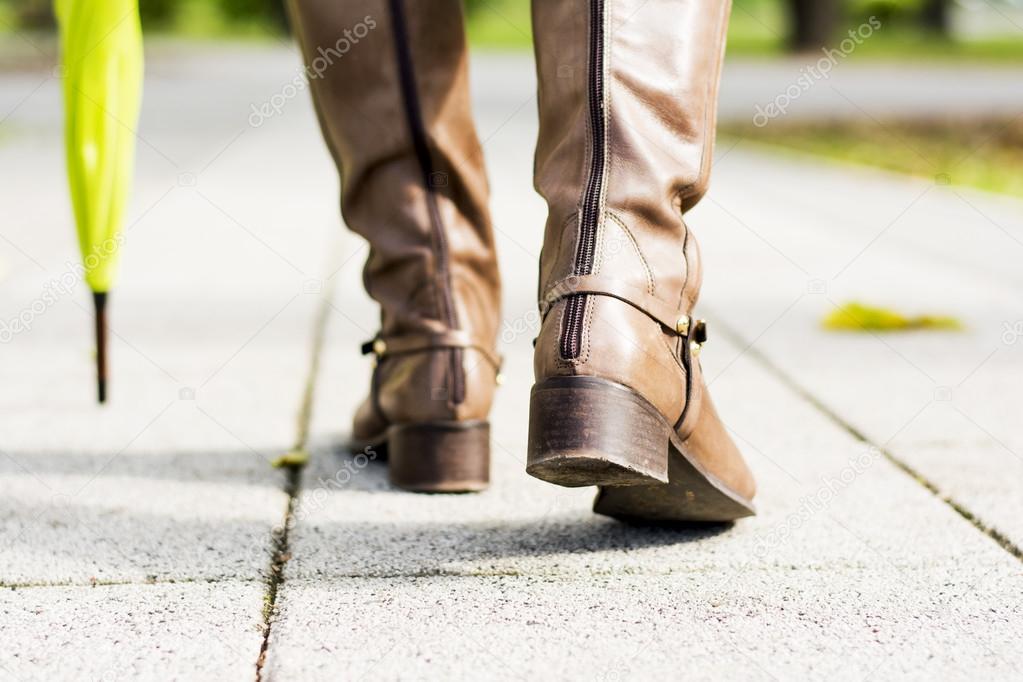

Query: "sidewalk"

xmin=1 ymin=45 xmax=1021 ymax=681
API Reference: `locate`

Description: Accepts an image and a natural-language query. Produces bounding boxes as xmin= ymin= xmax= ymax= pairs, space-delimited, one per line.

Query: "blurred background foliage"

xmin=1 ymin=0 xmax=1020 ymax=197
xmin=0 ymin=0 xmax=289 ymax=37
xmin=1 ymin=0 xmax=1021 ymax=58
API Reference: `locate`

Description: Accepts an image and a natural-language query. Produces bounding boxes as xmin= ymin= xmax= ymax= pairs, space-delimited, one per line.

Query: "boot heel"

xmin=388 ymin=421 xmax=490 ymax=493
xmin=527 ymin=377 xmax=670 ymax=487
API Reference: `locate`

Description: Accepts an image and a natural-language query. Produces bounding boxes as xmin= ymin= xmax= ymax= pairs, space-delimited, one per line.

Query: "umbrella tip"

xmin=93 ymin=291 xmax=108 ymax=405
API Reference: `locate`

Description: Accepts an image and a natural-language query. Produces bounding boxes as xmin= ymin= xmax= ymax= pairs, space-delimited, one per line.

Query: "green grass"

xmin=726 ymin=0 xmax=1023 ymax=62
xmin=726 ymin=0 xmax=788 ymax=55
xmin=465 ymin=1 xmax=532 ymax=50
xmin=156 ymin=0 xmax=281 ymax=39
xmin=728 ymin=20 xmax=1023 ymax=61
xmin=461 ymin=0 xmax=785 ymax=53
xmin=4 ymin=0 xmax=1021 ymax=60
xmin=463 ymin=0 xmax=1023 ymax=61
xmin=721 ymin=117 xmax=1023 ymax=198
xmin=463 ymin=0 xmax=789 ymax=52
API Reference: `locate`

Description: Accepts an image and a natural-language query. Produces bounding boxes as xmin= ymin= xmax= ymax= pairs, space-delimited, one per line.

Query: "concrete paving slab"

xmin=0 ymin=181 xmax=307 ymax=584
xmin=3 ymin=41 xmax=1022 ymax=679
xmin=0 ymin=581 xmax=264 ymax=681
xmin=288 ymin=327 xmax=1023 ymax=578
xmin=0 ymin=463 xmax=284 ymax=585
xmin=275 ymin=49 xmax=1023 ymax=679
xmin=272 ymin=328 xmax=1023 ymax=679
xmin=0 ymin=43 xmax=334 ymax=585
xmin=693 ymin=142 xmax=1023 ymax=551
xmin=266 ymin=570 xmax=1023 ymax=682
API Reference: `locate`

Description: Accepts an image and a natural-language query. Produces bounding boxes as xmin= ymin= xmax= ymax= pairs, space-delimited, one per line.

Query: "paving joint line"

xmin=715 ymin=319 xmax=1023 ymax=564
xmin=277 ymin=562 xmax=943 ymax=581
xmin=255 ymin=465 xmax=301 ymax=682
xmin=0 ymin=576 xmax=264 ymax=591
xmin=254 ymin=254 xmax=335 ymax=682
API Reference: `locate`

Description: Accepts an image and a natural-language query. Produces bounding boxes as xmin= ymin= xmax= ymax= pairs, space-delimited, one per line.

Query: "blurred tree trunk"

xmin=920 ymin=0 xmax=952 ymax=34
xmin=787 ymin=0 xmax=839 ymax=52
xmin=14 ymin=0 xmax=55 ymax=29
xmin=269 ymin=0 xmax=291 ymax=33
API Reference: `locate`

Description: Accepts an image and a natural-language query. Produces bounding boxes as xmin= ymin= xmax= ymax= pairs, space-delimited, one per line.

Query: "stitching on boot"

xmin=578 ymin=292 xmax=597 ymax=366
xmin=558 ymin=210 xmax=580 ymax=289
xmin=677 ymin=220 xmax=691 ymax=310
xmin=606 ymin=212 xmax=654 ymax=295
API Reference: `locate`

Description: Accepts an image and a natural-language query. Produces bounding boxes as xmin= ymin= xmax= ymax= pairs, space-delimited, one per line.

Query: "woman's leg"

xmin=526 ymin=0 xmax=757 ymax=521
xmin=288 ymin=0 xmax=501 ymax=492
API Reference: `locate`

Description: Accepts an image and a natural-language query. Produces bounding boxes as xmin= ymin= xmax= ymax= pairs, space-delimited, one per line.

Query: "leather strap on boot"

xmin=361 ymin=332 xmax=503 ymax=375
xmin=539 ymin=274 xmax=708 ymax=353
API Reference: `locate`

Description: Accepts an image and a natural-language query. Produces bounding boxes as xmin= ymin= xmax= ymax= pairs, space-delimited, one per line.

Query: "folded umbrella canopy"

xmin=55 ymin=0 xmax=143 ymax=403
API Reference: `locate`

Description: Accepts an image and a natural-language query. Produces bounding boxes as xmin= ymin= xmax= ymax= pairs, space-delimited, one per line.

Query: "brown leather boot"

xmin=289 ymin=0 xmax=501 ymax=492
xmin=525 ymin=0 xmax=756 ymax=521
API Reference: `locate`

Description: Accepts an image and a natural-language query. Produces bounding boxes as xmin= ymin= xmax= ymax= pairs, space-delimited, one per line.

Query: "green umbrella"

xmin=55 ymin=0 xmax=144 ymax=403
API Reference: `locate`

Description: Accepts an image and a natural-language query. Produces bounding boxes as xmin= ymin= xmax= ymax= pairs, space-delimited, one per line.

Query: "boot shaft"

xmin=289 ymin=0 xmax=500 ymax=343
xmin=532 ymin=0 xmax=731 ymax=310
xmin=529 ymin=0 xmax=755 ymax=503
xmin=289 ymin=0 xmax=501 ymax=422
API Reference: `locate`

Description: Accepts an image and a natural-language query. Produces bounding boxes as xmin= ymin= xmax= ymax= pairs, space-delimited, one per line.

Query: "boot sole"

xmin=359 ymin=420 xmax=490 ymax=493
xmin=527 ymin=376 xmax=755 ymax=522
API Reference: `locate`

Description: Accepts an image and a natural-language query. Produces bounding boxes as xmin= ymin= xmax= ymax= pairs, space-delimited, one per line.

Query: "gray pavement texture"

xmin=1 ymin=42 xmax=1022 ymax=681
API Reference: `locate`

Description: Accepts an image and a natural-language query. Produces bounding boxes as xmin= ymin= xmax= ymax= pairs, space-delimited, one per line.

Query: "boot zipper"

xmin=560 ymin=0 xmax=606 ymax=359
xmin=388 ymin=0 xmax=465 ymax=403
